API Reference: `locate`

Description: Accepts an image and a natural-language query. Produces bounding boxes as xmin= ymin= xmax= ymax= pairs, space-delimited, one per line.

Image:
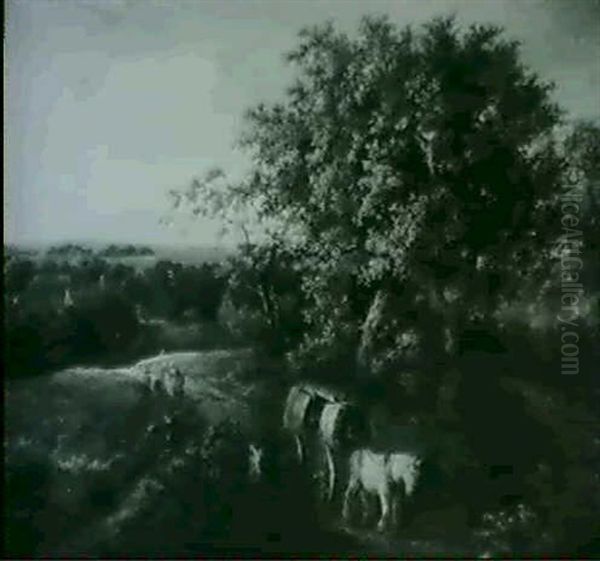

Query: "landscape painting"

xmin=4 ymin=0 xmax=599 ymax=558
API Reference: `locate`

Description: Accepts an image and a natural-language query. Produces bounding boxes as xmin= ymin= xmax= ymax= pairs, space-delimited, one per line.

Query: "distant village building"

xmin=63 ymin=288 xmax=74 ymax=308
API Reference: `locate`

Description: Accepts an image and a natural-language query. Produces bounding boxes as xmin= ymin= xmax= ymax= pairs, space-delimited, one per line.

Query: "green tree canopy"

xmin=174 ymin=15 xmax=595 ymax=386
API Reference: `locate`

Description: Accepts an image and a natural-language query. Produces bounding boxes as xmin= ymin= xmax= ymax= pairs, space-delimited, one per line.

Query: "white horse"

xmin=342 ymin=448 xmax=421 ymax=532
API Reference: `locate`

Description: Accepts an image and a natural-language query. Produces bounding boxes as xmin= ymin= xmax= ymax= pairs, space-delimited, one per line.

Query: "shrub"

xmin=475 ymin=503 xmax=553 ymax=556
xmin=67 ymin=290 xmax=140 ymax=357
xmin=198 ymin=421 xmax=248 ymax=538
xmin=217 ymin=243 xmax=304 ymax=357
xmin=4 ymin=314 xmax=47 ymax=377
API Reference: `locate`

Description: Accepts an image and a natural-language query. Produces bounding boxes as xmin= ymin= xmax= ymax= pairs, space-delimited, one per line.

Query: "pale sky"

xmin=5 ymin=0 xmax=599 ymax=247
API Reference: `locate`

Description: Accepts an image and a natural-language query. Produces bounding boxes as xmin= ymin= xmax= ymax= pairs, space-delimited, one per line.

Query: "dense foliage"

xmin=217 ymin=240 xmax=305 ymax=355
xmin=176 ymin=16 xmax=597 ymax=386
xmin=171 ymin=15 xmax=599 ymax=553
xmin=3 ymin=254 xmax=229 ymax=379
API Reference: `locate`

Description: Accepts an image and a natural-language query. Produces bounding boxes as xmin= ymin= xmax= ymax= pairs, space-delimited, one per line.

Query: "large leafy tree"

xmin=175 ymin=16 xmax=585 ymax=388
xmin=217 ymin=238 xmax=305 ymax=355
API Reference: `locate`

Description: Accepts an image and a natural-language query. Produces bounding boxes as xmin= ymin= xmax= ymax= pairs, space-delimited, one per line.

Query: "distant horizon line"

xmin=4 ymin=238 xmax=239 ymax=250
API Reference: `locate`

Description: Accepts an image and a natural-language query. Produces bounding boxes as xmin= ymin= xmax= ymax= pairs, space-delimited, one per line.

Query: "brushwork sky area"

xmin=5 ymin=0 xmax=599 ymax=246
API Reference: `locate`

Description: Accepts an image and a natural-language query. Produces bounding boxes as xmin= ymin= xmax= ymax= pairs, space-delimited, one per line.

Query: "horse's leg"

xmin=390 ymin=494 xmax=399 ymax=533
xmin=342 ymin=477 xmax=359 ymax=523
xmin=376 ymin=487 xmax=389 ymax=533
xmin=295 ymin=435 xmax=303 ymax=463
xmin=324 ymin=445 xmax=336 ymax=502
xmin=392 ymin=484 xmax=404 ymax=532
xmin=360 ymin=487 xmax=371 ymax=526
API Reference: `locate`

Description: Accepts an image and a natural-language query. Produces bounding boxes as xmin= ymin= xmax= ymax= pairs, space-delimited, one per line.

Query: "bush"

xmin=5 ymin=257 xmax=36 ymax=294
xmin=475 ymin=503 xmax=553 ymax=556
xmin=67 ymin=290 xmax=140 ymax=357
xmin=217 ymin=243 xmax=304 ymax=357
xmin=217 ymin=292 xmax=265 ymax=342
xmin=5 ymin=288 xmax=141 ymax=379
xmin=197 ymin=421 xmax=249 ymax=539
xmin=4 ymin=314 xmax=48 ymax=377
xmin=5 ymin=455 xmax=53 ymax=556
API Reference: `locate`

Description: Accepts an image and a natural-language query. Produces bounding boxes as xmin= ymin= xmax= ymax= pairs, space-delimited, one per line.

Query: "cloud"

xmin=5 ymin=0 xmax=599 ymax=245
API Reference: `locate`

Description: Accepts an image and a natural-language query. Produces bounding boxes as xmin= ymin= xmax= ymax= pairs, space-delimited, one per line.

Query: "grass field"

xmin=6 ymin=346 xmax=598 ymax=557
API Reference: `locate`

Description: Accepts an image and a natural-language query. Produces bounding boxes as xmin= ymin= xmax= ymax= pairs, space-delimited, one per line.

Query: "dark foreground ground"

xmin=5 ymin=351 xmax=392 ymax=558
xmin=7 ymin=349 xmax=586 ymax=558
